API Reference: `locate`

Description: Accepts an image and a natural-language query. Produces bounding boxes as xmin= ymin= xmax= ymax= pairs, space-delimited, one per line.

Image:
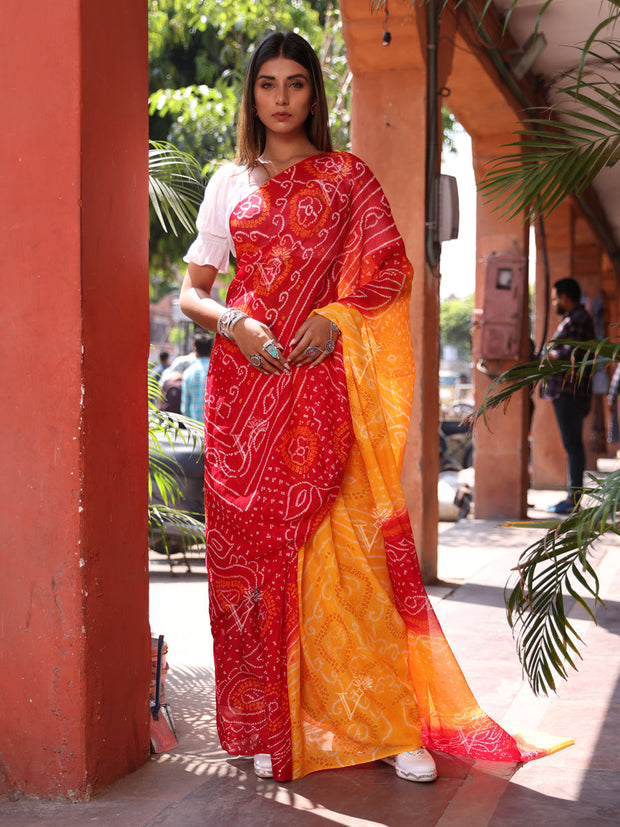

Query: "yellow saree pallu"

xmin=203 ymin=152 xmax=572 ymax=782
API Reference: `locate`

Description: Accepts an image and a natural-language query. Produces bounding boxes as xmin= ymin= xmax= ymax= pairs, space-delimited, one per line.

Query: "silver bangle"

xmin=217 ymin=308 xmax=248 ymax=340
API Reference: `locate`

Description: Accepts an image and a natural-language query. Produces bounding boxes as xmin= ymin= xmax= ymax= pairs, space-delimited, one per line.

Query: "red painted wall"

xmin=0 ymin=1 xmax=150 ymax=798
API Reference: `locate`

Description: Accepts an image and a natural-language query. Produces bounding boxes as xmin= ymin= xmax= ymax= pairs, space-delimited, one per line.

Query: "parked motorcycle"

xmin=439 ymin=410 xmax=474 ymax=520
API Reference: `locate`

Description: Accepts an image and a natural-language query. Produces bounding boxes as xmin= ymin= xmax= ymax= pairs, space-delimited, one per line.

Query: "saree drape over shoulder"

xmin=202 ymin=152 xmax=571 ymax=781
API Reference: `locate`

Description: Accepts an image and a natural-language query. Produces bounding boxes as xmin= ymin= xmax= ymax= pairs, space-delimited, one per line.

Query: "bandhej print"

xmin=203 ymin=152 xmax=572 ymax=781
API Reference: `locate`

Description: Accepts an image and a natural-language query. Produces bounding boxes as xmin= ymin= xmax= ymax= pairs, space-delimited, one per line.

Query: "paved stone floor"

xmin=2 ymin=488 xmax=619 ymax=825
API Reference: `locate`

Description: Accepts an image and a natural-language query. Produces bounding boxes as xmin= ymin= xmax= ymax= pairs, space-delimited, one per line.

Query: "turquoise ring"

xmin=262 ymin=339 xmax=280 ymax=359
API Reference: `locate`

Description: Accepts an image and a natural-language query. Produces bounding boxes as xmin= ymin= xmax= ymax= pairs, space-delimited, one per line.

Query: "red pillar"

xmin=341 ymin=0 xmax=440 ymax=581
xmin=0 ymin=1 xmax=150 ymax=798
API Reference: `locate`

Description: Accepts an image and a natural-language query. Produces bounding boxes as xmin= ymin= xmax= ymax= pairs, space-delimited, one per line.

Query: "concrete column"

xmin=341 ymin=0 xmax=439 ymax=581
xmin=601 ymin=248 xmax=618 ymax=458
xmin=573 ymin=216 xmax=605 ymax=464
xmin=0 ymin=0 xmax=150 ymax=799
xmin=470 ymin=133 xmax=530 ymax=519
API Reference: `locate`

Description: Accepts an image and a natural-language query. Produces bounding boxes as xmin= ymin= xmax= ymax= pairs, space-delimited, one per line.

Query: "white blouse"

xmin=183 ymin=162 xmax=270 ymax=273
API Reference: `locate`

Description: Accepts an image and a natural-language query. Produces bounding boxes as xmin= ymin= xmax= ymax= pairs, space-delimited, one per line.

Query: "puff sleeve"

xmin=183 ymin=164 xmax=236 ymax=273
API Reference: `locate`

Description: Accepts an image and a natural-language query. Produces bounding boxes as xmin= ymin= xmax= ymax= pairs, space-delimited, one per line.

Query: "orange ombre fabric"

xmin=290 ymin=300 xmax=572 ymax=778
xmin=202 ymin=153 xmax=571 ymax=781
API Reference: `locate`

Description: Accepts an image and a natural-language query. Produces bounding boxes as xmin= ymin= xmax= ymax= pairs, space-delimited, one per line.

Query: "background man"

xmin=181 ymin=333 xmax=213 ymax=423
xmin=543 ymin=277 xmax=595 ymax=514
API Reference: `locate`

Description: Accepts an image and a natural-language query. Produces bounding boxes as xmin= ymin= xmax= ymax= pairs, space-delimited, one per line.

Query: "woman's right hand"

xmin=231 ymin=316 xmax=290 ymax=376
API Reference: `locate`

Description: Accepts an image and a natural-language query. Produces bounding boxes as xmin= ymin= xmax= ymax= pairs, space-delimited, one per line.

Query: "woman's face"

xmin=253 ymin=56 xmax=314 ymax=140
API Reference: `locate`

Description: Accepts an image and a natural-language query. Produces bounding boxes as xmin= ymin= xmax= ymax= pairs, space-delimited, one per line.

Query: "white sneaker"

xmin=382 ymin=748 xmax=437 ymax=782
xmin=253 ymin=753 xmax=273 ymax=778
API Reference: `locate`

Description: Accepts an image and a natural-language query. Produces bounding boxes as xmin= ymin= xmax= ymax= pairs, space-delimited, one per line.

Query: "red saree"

xmin=203 ymin=152 xmax=571 ymax=781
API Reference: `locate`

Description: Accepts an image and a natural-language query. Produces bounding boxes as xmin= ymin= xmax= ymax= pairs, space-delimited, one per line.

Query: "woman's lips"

xmin=273 ymin=112 xmax=291 ymax=120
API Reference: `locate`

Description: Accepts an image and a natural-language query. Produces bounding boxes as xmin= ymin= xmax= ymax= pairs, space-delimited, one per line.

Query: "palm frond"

xmin=148 ymin=140 xmax=205 ymax=235
xmin=148 ymin=503 xmax=205 ymax=550
xmin=575 ymin=9 xmax=620 ymax=87
xmin=149 ymin=409 xmax=204 ymax=449
xmin=472 ymin=338 xmax=620 ymax=427
xmin=148 ymin=451 xmax=181 ymax=503
xmin=506 ymin=472 xmax=619 ymax=694
xmin=148 ymin=403 xmax=205 ymax=550
xmin=471 ymin=337 xmax=620 ymax=693
xmin=148 ymin=412 xmax=203 ymax=496
xmin=148 ymin=369 xmax=165 ymax=411
xmin=479 ymin=84 xmax=620 ymax=220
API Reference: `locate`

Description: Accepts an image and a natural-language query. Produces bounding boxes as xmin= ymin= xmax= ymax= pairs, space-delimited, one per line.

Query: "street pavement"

xmin=1 ymin=487 xmax=619 ymax=826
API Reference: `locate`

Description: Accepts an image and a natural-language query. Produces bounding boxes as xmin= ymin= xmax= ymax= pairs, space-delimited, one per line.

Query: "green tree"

xmin=440 ymin=294 xmax=473 ymax=359
xmin=148 ymin=0 xmax=351 ymax=283
xmin=441 ymin=105 xmax=459 ymax=160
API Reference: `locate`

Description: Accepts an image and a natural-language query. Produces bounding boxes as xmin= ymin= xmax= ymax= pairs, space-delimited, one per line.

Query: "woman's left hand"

xmin=288 ymin=314 xmax=340 ymax=367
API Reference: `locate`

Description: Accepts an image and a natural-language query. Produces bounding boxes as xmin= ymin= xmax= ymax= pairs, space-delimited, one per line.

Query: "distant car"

xmin=439 ymin=371 xmax=460 ymax=405
xmin=439 ymin=371 xmax=474 ymax=412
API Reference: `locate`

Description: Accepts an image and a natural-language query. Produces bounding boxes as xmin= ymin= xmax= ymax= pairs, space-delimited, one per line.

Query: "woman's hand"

xmin=288 ymin=314 xmax=340 ymax=368
xmin=232 ymin=316 xmax=290 ymax=376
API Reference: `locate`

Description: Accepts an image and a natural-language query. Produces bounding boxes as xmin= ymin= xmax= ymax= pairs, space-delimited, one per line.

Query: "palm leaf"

xmin=149 ymin=408 xmax=204 ymax=451
xmin=148 ymin=504 xmax=205 ymax=552
xmin=368 ymin=3 xmax=619 ymax=226
xmin=472 ymin=338 xmax=620 ymax=426
xmin=471 ymin=338 xmax=620 ymax=693
xmin=479 ymin=84 xmax=620 ymax=220
xmin=148 ymin=430 xmax=204 ymax=552
xmin=575 ymin=10 xmax=620 ymax=87
xmin=147 ymin=369 xmax=205 ymax=552
xmin=505 ymin=478 xmax=617 ymax=694
xmin=148 ymin=140 xmax=205 ymax=235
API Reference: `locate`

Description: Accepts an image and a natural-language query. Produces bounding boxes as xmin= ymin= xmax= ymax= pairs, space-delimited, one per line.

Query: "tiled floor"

xmin=2 ymin=489 xmax=619 ymax=825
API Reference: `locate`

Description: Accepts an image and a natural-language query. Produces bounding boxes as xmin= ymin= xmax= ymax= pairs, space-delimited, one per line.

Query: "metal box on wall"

xmin=478 ymin=254 xmax=527 ymax=360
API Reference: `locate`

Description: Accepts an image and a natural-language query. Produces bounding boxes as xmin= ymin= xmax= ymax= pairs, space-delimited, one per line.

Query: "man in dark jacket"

xmin=543 ymin=277 xmax=595 ymax=514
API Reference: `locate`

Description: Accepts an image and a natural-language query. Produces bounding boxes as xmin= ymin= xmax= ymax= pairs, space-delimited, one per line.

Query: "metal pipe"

xmin=424 ymin=0 xmax=441 ymax=268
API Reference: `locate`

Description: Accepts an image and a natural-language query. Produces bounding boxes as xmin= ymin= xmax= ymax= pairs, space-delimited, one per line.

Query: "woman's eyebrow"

xmin=256 ymin=73 xmax=309 ymax=81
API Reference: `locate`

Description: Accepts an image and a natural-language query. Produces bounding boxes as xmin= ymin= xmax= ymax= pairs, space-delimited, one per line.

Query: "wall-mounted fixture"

xmin=436 ymin=174 xmax=460 ymax=243
xmin=382 ymin=1 xmax=391 ymax=45
xmin=510 ymin=32 xmax=547 ymax=79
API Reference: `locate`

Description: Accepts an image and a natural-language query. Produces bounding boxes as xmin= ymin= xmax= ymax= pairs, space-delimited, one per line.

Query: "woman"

xmin=180 ymin=31 xmax=570 ymax=783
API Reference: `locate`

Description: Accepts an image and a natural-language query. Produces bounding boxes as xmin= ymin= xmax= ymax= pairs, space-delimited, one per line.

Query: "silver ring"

xmin=262 ymin=340 xmax=280 ymax=359
xmin=305 ymin=346 xmax=322 ymax=359
xmin=249 ymin=353 xmax=263 ymax=368
xmin=323 ymin=320 xmax=340 ymax=354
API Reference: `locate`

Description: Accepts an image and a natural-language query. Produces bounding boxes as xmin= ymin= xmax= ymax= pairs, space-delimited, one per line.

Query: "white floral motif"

xmin=295 ymin=195 xmax=324 ymax=228
xmin=288 ymin=436 xmax=311 ymax=466
xmin=235 ymin=192 xmax=264 ymax=221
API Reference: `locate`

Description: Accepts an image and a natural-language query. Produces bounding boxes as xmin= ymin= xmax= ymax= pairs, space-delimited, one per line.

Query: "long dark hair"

xmin=236 ymin=31 xmax=332 ymax=168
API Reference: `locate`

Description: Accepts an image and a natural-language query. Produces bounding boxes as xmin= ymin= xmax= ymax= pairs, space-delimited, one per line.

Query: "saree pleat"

xmin=203 ymin=153 xmax=571 ymax=782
